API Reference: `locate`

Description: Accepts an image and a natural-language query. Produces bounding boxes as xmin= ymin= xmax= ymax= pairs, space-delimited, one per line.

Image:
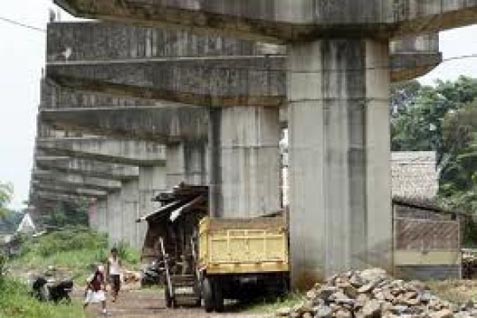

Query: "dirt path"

xmin=82 ymin=289 xmax=271 ymax=318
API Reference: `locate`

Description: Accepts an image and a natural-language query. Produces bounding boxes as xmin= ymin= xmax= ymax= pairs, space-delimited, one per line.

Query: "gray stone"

xmin=314 ymin=305 xmax=332 ymax=318
xmin=362 ymin=299 xmax=382 ymax=318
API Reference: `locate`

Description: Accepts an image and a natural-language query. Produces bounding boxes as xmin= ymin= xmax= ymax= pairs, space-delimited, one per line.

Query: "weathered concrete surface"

xmin=68 ymin=167 xmax=164 ymax=248
xmin=32 ymin=169 xmax=122 ymax=192
xmin=166 ymin=141 xmax=208 ymax=187
xmin=55 ymin=0 xmax=477 ymax=42
xmin=40 ymin=80 xmax=209 ymax=142
xmin=37 ymin=137 xmax=166 ymax=166
xmin=45 ymin=23 xmax=440 ymax=107
xmin=119 ymin=179 xmax=140 ymax=248
xmin=35 ymin=155 xmax=139 ymax=181
xmin=137 ymin=166 xmax=166 ymax=246
xmin=209 ymin=107 xmax=280 ymax=218
xmin=54 ymin=0 xmax=477 ymax=42
xmin=31 ymin=181 xmax=108 ymax=198
xmin=31 ymin=191 xmax=86 ymax=203
xmin=288 ymin=39 xmax=392 ymax=285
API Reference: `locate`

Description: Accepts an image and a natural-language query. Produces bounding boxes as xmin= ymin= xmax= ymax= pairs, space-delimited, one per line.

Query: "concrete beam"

xmin=36 ymin=137 xmax=166 ymax=166
xmin=45 ymin=22 xmax=440 ymax=109
xmin=53 ymin=0 xmax=477 ymax=41
xmin=40 ymin=79 xmax=208 ymax=142
xmin=32 ymin=169 xmax=122 ymax=192
xmin=35 ymin=155 xmax=139 ymax=181
xmin=32 ymin=181 xmax=108 ymax=198
xmin=30 ymin=191 xmax=85 ymax=204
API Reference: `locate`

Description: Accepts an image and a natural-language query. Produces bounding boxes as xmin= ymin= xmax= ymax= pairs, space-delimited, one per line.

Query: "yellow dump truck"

xmin=198 ymin=216 xmax=289 ymax=312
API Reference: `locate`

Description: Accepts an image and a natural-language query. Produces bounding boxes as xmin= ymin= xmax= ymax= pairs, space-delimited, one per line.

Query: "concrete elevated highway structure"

xmin=36 ymin=0 xmax=477 ymax=285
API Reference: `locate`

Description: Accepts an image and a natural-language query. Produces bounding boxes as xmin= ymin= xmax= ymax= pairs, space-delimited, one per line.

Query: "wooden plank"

xmin=394 ymin=250 xmax=461 ymax=265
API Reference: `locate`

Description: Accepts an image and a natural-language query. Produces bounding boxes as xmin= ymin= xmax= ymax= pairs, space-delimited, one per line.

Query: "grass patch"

xmin=428 ymin=280 xmax=477 ymax=304
xmin=9 ymin=227 xmax=140 ymax=284
xmin=0 ymin=278 xmax=84 ymax=318
xmin=236 ymin=293 xmax=304 ymax=314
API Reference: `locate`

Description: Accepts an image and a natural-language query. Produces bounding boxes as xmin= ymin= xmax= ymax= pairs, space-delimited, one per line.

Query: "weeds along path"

xmin=82 ymin=289 xmax=271 ymax=318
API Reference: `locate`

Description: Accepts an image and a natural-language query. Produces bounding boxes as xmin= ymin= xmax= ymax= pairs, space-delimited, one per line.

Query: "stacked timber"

xmin=276 ymin=268 xmax=477 ymax=318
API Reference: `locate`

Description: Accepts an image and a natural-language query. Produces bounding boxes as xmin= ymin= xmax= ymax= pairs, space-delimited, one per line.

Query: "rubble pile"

xmin=277 ymin=268 xmax=477 ymax=318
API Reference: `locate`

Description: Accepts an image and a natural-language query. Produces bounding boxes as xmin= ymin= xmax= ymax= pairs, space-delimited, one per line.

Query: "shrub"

xmin=0 ymin=278 xmax=84 ymax=318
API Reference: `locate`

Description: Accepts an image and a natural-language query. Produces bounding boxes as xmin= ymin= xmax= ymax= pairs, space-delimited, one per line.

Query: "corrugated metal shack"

xmin=391 ymin=152 xmax=462 ymax=280
xmin=137 ymin=184 xmax=208 ymax=263
xmin=393 ymin=196 xmax=462 ymax=280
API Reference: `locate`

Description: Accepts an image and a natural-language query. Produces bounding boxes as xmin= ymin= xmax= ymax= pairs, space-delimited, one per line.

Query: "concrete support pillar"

xmin=97 ymin=198 xmax=108 ymax=234
xmin=209 ymin=107 xmax=280 ymax=218
xmin=166 ymin=142 xmax=207 ymax=188
xmin=88 ymin=200 xmax=99 ymax=230
xmin=107 ymin=191 xmax=122 ymax=244
xmin=288 ymin=39 xmax=392 ymax=287
xmin=138 ymin=166 xmax=167 ymax=247
xmin=120 ymin=179 xmax=139 ymax=248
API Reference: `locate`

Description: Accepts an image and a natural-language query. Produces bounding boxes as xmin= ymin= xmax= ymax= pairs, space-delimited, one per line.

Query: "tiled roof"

xmin=391 ymin=151 xmax=438 ymax=200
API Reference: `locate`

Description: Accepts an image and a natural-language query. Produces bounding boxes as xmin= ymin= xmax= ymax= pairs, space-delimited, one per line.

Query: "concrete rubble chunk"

xmin=276 ymin=268 xmax=475 ymax=318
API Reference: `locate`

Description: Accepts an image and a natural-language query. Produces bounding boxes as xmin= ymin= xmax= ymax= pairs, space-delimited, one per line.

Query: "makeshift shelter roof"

xmin=391 ymin=151 xmax=438 ymax=200
xmin=137 ymin=183 xmax=208 ymax=223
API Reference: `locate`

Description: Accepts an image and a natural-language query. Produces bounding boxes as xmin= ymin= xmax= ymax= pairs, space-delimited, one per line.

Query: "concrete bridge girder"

xmin=35 ymin=155 xmax=139 ymax=181
xmin=37 ymin=137 xmax=166 ymax=167
xmin=31 ymin=181 xmax=108 ymax=199
xmin=54 ymin=0 xmax=477 ymax=42
xmin=44 ymin=23 xmax=441 ymax=108
xmin=31 ymin=191 xmax=88 ymax=203
xmin=32 ymin=169 xmax=122 ymax=192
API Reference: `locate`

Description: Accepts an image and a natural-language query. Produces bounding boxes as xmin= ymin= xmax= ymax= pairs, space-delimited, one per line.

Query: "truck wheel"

xmin=213 ymin=280 xmax=224 ymax=313
xmin=202 ymin=277 xmax=215 ymax=313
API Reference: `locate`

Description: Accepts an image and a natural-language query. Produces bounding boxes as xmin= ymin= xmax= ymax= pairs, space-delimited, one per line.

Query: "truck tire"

xmin=213 ymin=279 xmax=224 ymax=313
xmin=202 ymin=277 xmax=215 ymax=313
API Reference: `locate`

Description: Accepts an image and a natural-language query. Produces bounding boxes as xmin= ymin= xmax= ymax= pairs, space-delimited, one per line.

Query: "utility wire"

xmin=48 ymin=52 xmax=477 ymax=74
xmin=0 ymin=15 xmax=46 ymax=33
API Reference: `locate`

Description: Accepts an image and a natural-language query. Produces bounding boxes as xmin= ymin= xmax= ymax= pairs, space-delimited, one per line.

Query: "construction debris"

xmin=276 ymin=268 xmax=477 ymax=318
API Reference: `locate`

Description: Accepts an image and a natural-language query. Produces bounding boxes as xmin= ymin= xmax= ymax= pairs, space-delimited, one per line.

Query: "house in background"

xmin=391 ymin=151 xmax=462 ymax=280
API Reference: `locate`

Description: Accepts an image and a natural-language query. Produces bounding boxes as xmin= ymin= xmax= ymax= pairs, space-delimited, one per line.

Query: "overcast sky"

xmin=1 ymin=1 xmax=477 ymax=210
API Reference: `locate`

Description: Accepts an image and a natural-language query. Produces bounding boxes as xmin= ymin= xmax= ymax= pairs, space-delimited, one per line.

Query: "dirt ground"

xmin=82 ymin=289 xmax=272 ymax=318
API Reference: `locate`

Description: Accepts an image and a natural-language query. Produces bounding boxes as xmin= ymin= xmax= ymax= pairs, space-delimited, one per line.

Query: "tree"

xmin=41 ymin=201 xmax=89 ymax=228
xmin=391 ymin=76 xmax=477 ymax=222
xmin=439 ymin=102 xmax=477 ymax=212
xmin=0 ymin=182 xmax=13 ymax=219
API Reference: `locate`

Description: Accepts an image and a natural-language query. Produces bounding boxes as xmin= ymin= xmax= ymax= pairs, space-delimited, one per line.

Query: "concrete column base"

xmin=138 ymin=166 xmax=167 ymax=248
xmin=166 ymin=142 xmax=208 ymax=188
xmin=209 ymin=107 xmax=280 ymax=218
xmin=120 ymin=179 xmax=139 ymax=249
xmin=288 ymin=38 xmax=392 ymax=288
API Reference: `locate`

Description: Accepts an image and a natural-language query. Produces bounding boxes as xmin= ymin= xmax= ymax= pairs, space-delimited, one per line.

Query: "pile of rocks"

xmin=277 ymin=268 xmax=477 ymax=318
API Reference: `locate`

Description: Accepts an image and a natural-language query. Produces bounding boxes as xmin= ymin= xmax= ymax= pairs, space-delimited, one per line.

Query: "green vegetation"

xmin=239 ymin=293 xmax=304 ymax=314
xmin=38 ymin=201 xmax=90 ymax=228
xmin=391 ymin=77 xmax=477 ymax=244
xmin=428 ymin=280 xmax=477 ymax=304
xmin=10 ymin=227 xmax=140 ymax=282
xmin=0 ymin=278 xmax=85 ymax=318
xmin=0 ymin=181 xmax=21 ymax=233
xmin=0 ymin=181 xmax=13 ymax=219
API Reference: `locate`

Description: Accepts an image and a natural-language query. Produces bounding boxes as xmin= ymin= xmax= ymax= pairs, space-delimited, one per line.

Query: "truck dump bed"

xmin=198 ymin=216 xmax=289 ymax=275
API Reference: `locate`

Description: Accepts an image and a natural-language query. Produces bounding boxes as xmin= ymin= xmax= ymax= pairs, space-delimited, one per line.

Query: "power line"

xmin=0 ymin=15 xmax=46 ymax=33
xmin=47 ymin=52 xmax=477 ymax=74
